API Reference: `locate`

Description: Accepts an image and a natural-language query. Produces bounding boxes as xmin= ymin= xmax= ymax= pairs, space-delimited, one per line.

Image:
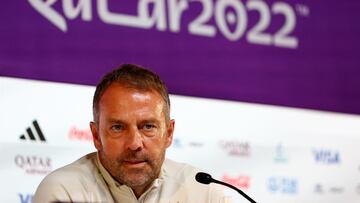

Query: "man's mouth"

xmin=125 ymin=160 xmax=145 ymax=164
xmin=123 ymin=159 xmax=147 ymax=167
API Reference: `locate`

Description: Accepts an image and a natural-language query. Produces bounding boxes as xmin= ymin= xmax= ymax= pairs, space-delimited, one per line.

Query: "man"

xmin=33 ymin=64 xmax=225 ymax=203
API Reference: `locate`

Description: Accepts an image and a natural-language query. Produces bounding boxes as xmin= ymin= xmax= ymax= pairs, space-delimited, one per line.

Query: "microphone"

xmin=195 ymin=172 xmax=256 ymax=203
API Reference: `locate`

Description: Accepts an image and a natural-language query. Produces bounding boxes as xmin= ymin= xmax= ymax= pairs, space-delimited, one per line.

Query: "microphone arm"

xmin=196 ymin=172 xmax=256 ymax=203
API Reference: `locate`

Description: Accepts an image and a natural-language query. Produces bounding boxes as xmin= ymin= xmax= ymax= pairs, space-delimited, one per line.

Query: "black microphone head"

xmin=195 ymin=172 xmax=213 ymax=184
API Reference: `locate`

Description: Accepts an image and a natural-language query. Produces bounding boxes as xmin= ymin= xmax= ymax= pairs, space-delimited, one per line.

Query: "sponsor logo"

xmin=172 ymin=138 xmax=183 ymax=148
xmin=188 ymin=141 xmax=204 ymax=147
xmin=313 ymin=149 xmax=340 ymax=164
xmin=219 ymin=140 xmax=250 ymax=157
xmin=18 ymin=193 xmax=33 ymax=203
xmin=221 ymin=174 xmax=250 ymax=190
xmin=329 ymin=186 xmax=344 ymax=194
xmin=27 ymin=0 xmax=307 ymax=49
xmin=14 ymin=154 xmax=52 ymax=175
xmin=274 ymin=143 xmax=288 ymax=163
xmin=19 ymin=120 xmax=46 ymax=142
xmin=267 ymin=177 xmax=298 ymax=194
xmin=314 ymin=183 xmax=324 ymax=194
xmin=314 ymin=184 xmax=345 ymax=194
xmin=68 ymin=126 xmax=92 ymax=142
xmin=171 ymin=138 xmax=203 ymax=149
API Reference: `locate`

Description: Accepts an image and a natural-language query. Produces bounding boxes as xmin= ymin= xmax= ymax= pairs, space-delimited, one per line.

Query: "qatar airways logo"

xmin=221 ymin=174 xmax=250 ymax=189
xmin=219 ymin=140 xmax=250 ymax=157
xmin=14 ymin=154 xmax=52 ymax=175
xmin=28 ymin=0 xmax=310 ymax=49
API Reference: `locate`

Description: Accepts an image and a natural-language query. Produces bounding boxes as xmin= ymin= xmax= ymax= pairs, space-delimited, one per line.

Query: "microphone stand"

xmin=211 ymin=178 xmax=256 ymax=203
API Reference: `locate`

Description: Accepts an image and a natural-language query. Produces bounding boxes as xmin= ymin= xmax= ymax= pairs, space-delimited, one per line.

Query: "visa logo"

xmin=18 ymin=193 xmax=33 ymax=203
xmin=313 ymin=149 xmax=340 ymax=164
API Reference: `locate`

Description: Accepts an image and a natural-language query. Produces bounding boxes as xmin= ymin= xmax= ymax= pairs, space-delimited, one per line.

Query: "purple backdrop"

xmin=1 ymin=0 xmax=359 ymax=114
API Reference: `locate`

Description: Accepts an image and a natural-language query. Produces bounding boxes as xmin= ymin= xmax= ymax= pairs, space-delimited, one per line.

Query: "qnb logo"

xmin=221 ymin=174 xmax=250 ymax=190
xmin=267 ymin=177 xmax=298 ymax=194
xmin=313 ymin=149 xmax=340 ymax=164
xmin=219 ymin=140 xmax=250 ymax=157
xmin=14 ymin=154 xmax=52 ymax=175
xmin=19 ymin=120 xmax=46 ymax=142
xmin=18 ymin=193 xmax=33 ymax=203
xmin=68 ymin=126 xmax=92 ymax=142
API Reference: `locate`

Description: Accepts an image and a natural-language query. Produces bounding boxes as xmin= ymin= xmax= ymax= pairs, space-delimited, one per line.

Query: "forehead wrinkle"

xmin=99 ymin=88 xmax=166 ymax=122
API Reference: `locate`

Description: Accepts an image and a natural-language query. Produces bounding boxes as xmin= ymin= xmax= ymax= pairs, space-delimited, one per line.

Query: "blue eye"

xmin=143 ymin=124 xmax=155 ymax=130
xmin=111 ymin=124 xmax=123 ymax=132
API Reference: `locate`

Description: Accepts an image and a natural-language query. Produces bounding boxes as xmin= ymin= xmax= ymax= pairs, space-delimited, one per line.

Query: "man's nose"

xmin=126 ymin=128 xmax=144 ymax=151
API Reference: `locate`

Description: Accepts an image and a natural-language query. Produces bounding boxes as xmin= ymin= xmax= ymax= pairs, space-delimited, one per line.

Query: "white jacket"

xmin=33 ymin=152 xmax=228 ymax=203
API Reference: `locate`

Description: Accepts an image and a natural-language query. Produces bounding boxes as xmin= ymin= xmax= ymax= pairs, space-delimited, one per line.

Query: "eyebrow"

xmin=139 ymin=119 xmax=160 ymax=125
xmin=106 ymin=118 xmax=126 ymax=124
xmin=106 ymin=118 xmax=161 ymax=124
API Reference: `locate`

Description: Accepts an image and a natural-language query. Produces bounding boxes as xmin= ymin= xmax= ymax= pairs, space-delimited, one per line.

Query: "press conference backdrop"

xmin=1 ymin=1 xmax=360 ymax=203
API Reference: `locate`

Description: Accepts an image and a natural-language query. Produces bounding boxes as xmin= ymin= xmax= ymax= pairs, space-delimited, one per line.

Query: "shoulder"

xmin=33 ymin=152 xmax=104 ymax=203
xmin=163 ymin=158 xmax=198 ymax=179
xmin=42 ymin=152 xmax=98 ymax=183
xmin=161 ymin=159 xmax=225 ymax=202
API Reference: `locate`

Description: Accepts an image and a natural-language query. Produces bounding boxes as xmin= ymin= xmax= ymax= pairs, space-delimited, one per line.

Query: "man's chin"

xmin=122 ymin=174 xmax=152 ymax=188
xmin=117 ymin=166 xmax=154 ymax=185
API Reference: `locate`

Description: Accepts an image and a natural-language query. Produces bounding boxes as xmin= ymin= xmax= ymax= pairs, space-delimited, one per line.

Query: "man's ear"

xmin=165 ymin=119 xmax=175 ymax=148
xmin=90 ymin=121 xmax=102 ymax=151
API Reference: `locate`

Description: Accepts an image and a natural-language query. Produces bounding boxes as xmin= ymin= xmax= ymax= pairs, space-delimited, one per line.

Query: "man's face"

xmin=90 ymin=83 xmax=174 ymax=193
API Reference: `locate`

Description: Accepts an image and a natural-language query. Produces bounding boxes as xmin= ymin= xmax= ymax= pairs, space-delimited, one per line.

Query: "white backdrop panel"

xmin=1 ymin=77 xmax=360 ymax=203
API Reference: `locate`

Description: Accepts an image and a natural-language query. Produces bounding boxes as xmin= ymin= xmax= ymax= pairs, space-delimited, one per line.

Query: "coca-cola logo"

xmin=219 ymin=140 xmax=250 ymax=157
xmin=221 ymin=174 xmax=250 ymax=189
xmin=14 ymin=154 xmax=52 ymax=175
xmin=68 ymin=126 xmax=93 ymax=142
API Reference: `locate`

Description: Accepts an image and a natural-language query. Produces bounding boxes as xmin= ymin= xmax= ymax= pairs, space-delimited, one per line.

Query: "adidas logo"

xmin=19 ymin=120 xmax=46 ymax=142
